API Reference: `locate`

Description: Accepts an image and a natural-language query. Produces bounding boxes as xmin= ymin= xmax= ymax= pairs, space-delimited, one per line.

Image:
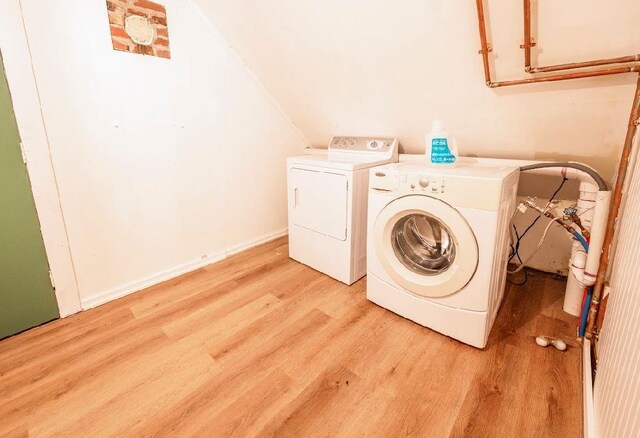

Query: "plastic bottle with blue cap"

xmin=426 ymin=120 xmax=458 ymax=167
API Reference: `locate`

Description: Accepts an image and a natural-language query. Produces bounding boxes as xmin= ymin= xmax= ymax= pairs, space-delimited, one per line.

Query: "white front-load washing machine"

xmin=367 ymin=160 xmax=519 ymax=348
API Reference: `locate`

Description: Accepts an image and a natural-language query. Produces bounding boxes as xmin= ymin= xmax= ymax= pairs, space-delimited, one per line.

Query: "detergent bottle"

xmin=426 ymin=120 xmax=458 ymax=167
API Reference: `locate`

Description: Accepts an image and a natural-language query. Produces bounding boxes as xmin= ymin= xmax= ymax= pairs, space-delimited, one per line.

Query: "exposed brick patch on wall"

xmin=107 ymin=0 xmax=171 ymax=59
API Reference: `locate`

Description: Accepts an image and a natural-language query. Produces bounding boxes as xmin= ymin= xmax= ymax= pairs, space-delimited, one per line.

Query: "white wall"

xmin=593 ymin=136 xmax=640 ymax=438
xmin=195 ymin=0 xmax=640 ymax=180
xmin=4 ymin=0 xmax=308 ymax=308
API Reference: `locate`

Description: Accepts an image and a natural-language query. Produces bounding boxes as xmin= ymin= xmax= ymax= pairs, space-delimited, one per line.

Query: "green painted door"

xmin=0 ymin=55 xmax=59 ymax=339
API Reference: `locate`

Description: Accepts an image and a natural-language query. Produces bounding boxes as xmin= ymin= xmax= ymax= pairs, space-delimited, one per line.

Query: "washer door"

xmin=374 ymin=195 xmax=479 ymax=298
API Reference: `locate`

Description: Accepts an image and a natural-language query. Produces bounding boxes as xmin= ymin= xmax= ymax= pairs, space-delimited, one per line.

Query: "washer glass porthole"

xmin=391 ymin=213 xmax=456 ymax=276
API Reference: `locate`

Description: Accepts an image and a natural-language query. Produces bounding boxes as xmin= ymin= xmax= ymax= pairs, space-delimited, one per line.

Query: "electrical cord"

xmin=507 ymin=177 xmax=568 ymax=287
xmin=507 ymin=225 xmax=528 ymax=286
xmin=508 ymin=219 xmax=559 ymax=274
xmin=509 ymin=177 xmax=568 ymax=265
xmin=507 ymin=268 xmax=528 ymax=286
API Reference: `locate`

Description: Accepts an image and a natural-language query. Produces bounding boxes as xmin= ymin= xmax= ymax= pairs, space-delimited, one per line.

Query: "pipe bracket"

xmin=520 ymin=38 xmax=536 ymax=49
xmin=478 ymin=44 xmax=493 ymax=55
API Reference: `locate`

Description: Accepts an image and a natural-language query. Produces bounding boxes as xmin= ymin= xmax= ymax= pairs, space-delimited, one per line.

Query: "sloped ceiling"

xmin=194 ymin=0 xmax=640 ymax=178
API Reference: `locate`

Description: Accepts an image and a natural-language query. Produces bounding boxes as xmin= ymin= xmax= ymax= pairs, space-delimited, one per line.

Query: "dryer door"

xmin=373 ymin=195 xmax=478 ymax=297
xmin=289 ymin=167 xmax=348 ymax=241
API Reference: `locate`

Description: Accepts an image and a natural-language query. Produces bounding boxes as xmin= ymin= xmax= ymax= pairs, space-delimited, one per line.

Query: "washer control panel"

xmin=371 ymin=171 xmax=450 ymax=196
xmin=405 ymin=174 xmax=448 ymax=195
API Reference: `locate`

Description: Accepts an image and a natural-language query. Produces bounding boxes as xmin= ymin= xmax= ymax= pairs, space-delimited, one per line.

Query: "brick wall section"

xmin=106 ymin=0 xmax=171 ymax=59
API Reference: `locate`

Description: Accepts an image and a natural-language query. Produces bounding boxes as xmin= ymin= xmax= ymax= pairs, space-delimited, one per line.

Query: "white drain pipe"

xmin=582 ymin=191 xmax=611 ymax=285
xmin=564 ymin=182 xmax=597 ymax=316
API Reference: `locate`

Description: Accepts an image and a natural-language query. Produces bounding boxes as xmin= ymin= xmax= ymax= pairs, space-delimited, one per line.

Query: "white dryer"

xmin=367 ymin=161 xmax=519 ymax=348
xmin=287 ymin=137 xmax=398 ymax=284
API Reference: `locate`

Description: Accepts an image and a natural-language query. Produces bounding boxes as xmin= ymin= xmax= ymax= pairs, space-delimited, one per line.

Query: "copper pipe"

xmin=475 ymin=0 xmax=640 ymax=87
xmin=523 ymin=0 xmax=532 ymax=71
xmin=489 ymin=66 xmax=640 ymax=88
xmin=586 ymin=74 xmax=640 ymax=339
xmin=569 ymin=213 xmax=590 ymax=239
xmin=531 ymin=55 xmax=640 ymax=74
xmin=595 ymin=292 xmax=609 ymax=332
xmin=522 ymin=0 xmax=640 ymax=73
xmin=476 ymin=0 xmax=492 ymax=85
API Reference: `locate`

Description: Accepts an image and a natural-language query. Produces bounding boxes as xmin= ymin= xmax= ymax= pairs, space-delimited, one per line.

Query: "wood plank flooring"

xmin=0 ymin=237 xmax=581 ymax=437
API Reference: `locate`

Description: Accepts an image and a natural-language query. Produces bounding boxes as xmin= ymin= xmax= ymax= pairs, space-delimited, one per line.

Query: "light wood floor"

xmin=0 ymin=237 xmax=581 ymax=437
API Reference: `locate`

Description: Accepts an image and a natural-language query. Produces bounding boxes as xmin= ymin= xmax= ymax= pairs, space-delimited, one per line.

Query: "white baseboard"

xmin=583 ymin=339 xmax=596 ymax=438
xmin=80 ymin=251 xmax=227 ymax=310
xmin=225 ymin=229 xmax=288 ymax=256
xmin=80 ymin=229 xmax=288 ymax=310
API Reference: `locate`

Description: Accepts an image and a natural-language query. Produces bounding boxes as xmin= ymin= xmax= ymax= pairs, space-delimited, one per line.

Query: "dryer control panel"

xmin=328 ymin=137 xmax=399 ymax=161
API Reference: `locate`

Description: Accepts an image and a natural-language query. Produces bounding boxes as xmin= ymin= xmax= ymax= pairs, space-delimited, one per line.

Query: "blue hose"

xmin=580 ymin=287 xmax=594 ymax=338
xmin=573 ymin=231 xmax=591 ymax=337
xmin=572 ymin=231 xmax=589 ymax=252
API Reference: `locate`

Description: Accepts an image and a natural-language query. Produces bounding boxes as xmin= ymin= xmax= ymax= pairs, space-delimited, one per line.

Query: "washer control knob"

xmin=419 ymin=178 xmax=429 ymax=188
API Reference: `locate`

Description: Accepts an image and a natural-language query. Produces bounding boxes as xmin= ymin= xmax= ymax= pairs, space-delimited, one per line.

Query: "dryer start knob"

xmin=419 ymin=178 xmax=429 ymax=188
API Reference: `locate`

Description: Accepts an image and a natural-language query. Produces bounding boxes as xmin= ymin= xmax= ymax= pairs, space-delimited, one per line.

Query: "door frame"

xmin=0 ymin=1 xmax=81 ymax=316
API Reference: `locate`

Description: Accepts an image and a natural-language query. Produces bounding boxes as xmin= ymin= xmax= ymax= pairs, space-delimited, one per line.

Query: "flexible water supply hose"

xmin=519 ymin=162 xmax=608 ymax=191
xmin=508 ymin=219 xmax=559 ymax=274
xmin=580 ymin=287 xmax=594 ymax=337
xmin=572 ymin=233 xmax=591 ymax=337
xmin=572 ymin=231 xmax=589 ymax=252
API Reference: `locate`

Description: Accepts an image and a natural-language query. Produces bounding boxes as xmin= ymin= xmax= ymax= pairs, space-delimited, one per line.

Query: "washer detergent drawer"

xmin=289 ymin=168 xmax=348 ymax=241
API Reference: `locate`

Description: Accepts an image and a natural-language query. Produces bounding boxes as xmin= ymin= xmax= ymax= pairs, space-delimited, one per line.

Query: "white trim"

xmin=225 ymin=228 xmax=288 ymax=257
xmin=80 ymin=251 xmax=227 ymax=310
xmin=0 ymin=0 xmax=82 ymax=317
xmin=583 ymin=338 xmax=596 ymax=438
xmin=80 ymin=229 xmax=288 ymax=310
